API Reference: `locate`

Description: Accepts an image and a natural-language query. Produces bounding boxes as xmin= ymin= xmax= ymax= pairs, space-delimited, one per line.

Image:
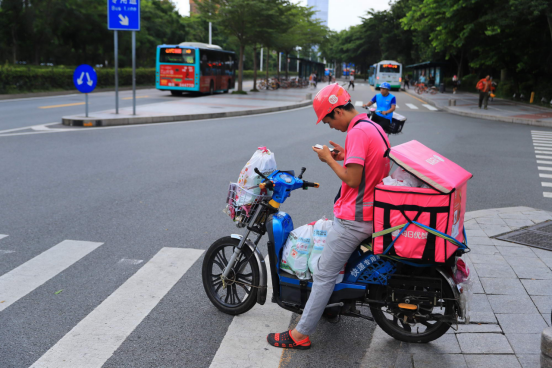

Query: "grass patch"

xmin=232 ymin=90 xmax=248 ymax=95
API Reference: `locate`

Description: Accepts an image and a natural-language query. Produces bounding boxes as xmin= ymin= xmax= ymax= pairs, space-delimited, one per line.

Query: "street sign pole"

xmin=114 ymin=30 xmax=119 ymax=114
xmin=132 ymin=31 xmax=136 ymax=115
xmin=85 ymin=93 xmax=89 ymax=117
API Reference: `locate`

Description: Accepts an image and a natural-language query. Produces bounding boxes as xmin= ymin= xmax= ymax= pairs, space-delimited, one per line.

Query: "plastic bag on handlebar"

xmin=235 ymin=147 xmax=277 ymax=206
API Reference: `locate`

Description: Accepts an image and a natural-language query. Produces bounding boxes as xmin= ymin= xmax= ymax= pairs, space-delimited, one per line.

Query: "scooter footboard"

xmin=279 ymin=275 xmax=366 ymax=309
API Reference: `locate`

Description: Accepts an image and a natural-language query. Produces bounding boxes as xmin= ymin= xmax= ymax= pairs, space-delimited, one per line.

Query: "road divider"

xmin=39 ymin=102 xmax=85 ymax=109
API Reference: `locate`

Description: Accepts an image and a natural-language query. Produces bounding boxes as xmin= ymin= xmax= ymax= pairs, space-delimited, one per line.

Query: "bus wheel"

xmin=170 ymin=91 xmax=183 ymax=96
xmin=209 ymin=81 xmax=215 ymax=95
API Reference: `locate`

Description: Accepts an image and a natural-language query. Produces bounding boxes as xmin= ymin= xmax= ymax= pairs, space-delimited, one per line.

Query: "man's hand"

xmin=329 ymin=140 xmax=345 ymax=161
xmin=312 ymin=145 xmax=333 ymax=163
xmin=379 ymin=110 xmax=387 ymax=115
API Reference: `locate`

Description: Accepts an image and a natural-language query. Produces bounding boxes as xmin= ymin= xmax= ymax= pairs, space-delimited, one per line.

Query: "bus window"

xmin=379 ymin=64 xmax=400 ymax=73
xmin=159 ymin=48 xmax=195 ymax=64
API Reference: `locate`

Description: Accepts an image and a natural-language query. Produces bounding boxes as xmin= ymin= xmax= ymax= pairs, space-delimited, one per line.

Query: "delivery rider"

xmin=362 ymin=82 xmax=396 ymax=131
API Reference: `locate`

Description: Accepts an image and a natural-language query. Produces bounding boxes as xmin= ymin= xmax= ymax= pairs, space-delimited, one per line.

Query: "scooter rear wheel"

xmin=202 ymin=237 xmax=260 ymax=315
xmin=369 ymin=273 xmax=454 ymax=343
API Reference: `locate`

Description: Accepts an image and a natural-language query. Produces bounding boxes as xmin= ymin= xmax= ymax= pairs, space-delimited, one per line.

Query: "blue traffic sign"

xmin=73 ymin=65 xmax=97 ymax=94
xmin=108 ymin=0 xmax=140 ymax=31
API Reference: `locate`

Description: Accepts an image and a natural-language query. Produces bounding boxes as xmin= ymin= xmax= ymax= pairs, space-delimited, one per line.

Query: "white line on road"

xmin=0 ymin=234 xmax=7 ymax=240
xmin=534 ymin=144 xmax=552 ymax=148
xmin=532 ymin=131 xmax=552 ymax=135
xmin=532 ymin=139 xmax=552 ymax=142
xmin=209 ymin=256 xmax=292 ymax=368
xmin=536 ymin=150 xmax=552 ymax=154
xmin=0 ymin=250 xmax=15 ymax=255
xmin=537 ymin=160 xmax=552 ymax=165
xmin=354 ymin=101 xmax=364 ymax=106
xmin=537 ymin=155 xmax=552 ymax=160
xmin=0 ymin=123 xmax=59 ymax=135
xmin=405 ymin=103 xmax=418 ymax=110
xmin=542 ymin=182 xmax=552 ymax=187
xmin=534 ymin=146 xmax=552 ymax=150
xmin=538 ymin=167 xmax=552 ymax=171
xmin=117 ymin=258 xmax=143 ymax=265
xmin=532 ymin=135 xmax=552 ymax=138
xmin=30 ymin=247 xmax=204 ymax=368
xmin=544 ymin=192 xmax=552 ymax=198
xmin=422 ymin=104 xmax=438 ymax=111
xmin=0 ymin=240 xmax=103 ymax=312
xmin=540 ymin=173 xmax=552 ymax=178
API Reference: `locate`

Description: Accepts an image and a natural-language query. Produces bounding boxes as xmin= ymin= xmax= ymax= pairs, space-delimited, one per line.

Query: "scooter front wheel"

xmin=202 ymin=236 xmax=260 ymax=315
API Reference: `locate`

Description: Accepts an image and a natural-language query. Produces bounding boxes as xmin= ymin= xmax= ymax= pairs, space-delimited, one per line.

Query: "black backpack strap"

xmin=354 ymin=119 xmax=391 ymax=157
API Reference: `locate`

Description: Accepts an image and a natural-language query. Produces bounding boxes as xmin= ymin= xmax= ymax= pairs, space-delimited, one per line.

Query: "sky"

xmin=173 ymin=0 xmax=390 ymax=32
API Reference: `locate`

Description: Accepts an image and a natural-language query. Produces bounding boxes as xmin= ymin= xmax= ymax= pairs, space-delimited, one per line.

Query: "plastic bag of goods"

xmin=389 ymin=167 xmax=424 ymax=187
xmin=308 ymin=218 xmax=345 ymax=284
xmin=280 ymin=224 xmax=314 ymax=280
xmin=453 ymin=256 xmax=472 ymax=324
xmin=235 ymin=147 xmax=277 ymax=206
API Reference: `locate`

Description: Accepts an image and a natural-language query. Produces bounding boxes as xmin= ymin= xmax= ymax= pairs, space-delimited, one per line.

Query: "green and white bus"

xmin=373 ymin=60 xmax=402 ymax=90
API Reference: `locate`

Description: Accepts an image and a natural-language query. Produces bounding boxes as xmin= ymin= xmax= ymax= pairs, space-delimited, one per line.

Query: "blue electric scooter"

xmin=202 ymin=167 xmax=469 ymax=342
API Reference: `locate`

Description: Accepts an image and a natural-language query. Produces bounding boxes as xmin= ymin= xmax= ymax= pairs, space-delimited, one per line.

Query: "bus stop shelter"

xmin=287 ymin=57 xmax=325 ymax=79
xmin=406 ymin=61 xmax=448 ymax=85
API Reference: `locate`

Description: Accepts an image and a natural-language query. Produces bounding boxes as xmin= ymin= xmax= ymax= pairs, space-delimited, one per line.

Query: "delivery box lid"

xmin=389 ymin=140 xmax=473 ymax=194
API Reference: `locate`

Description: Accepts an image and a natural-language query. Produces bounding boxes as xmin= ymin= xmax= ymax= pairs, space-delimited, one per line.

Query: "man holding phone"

xmin=266 ymin=83 xmax=391 ymax=350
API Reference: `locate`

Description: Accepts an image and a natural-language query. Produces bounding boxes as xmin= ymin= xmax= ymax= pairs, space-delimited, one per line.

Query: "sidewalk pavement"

xmin=362 ymin=206 xmax=552 ymax=368
xmin=405 ymin=89 xmax=552 ymax=127
xmin=61 ymin=81 xmax=316 ymax=127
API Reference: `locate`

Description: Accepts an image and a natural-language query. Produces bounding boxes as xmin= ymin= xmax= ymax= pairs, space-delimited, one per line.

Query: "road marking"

xmin=0 ymin=250 xmax=15 ymax=255
xmin=534 ymin=143 xmax=552 ymax=147
xmin=532 ymin=138 xmax=552 ymax=142
xmin=30 ymin=247 xmax=204 ymax=368
xmin=117 ymin=258 xmax=143 ymax=265
xmin=407 ymin=93 xmax=427 ymax=104
xmin=209 ymin=256 xmax=292 ymax=368
xmin=0 ymin=123 xmax=59 ymax=135
xmin=422 ymin=104 xmax=438 ymax=111
xmin=39 ymin=102 xmax=85 ymax=109
xmin=0 ymin=234 xmax=7 ymax=240
xmin=0 ymin=240 xmax=103 ymax=312
xmin=542 ymin=182 xmax=552 ymax=187
xmin=536 ymin=150 xmax=552 ymax=154
xmin=540 ymin=173 xmax=552 ymax=178
xmin=354 ymin=101 xmax=364 ymax=106
xmin=538 ymin=167 xmax=552 ymax=171
xmin=532 ymin=131 xmax=552 ymax=135
xmin=537 ymin=155 xmax=552 ymax=160
xmin=122 ymin=95 xmax=149 ymax=100
xmin=544 ymin=192 xmax=552 ymax=198
xmin=405 ymin=103 xmax=418 ymax=110
xmin=537 ymin=160 xmax=552 ymax=165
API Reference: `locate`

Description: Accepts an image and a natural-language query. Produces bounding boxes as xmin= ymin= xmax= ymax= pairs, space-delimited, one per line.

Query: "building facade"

xmin=307 ymin=0 xmax=328 ymax=27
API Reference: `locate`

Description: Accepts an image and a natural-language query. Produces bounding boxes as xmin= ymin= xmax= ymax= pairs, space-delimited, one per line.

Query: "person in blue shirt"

xmin=362 ymin=82 xmax=396 ymax=130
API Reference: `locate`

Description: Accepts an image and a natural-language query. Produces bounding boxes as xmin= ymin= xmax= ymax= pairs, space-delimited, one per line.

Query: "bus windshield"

xmin=379 ymin=64 xmax=400 ymax=73
xmin=159 ymin=48 xmax=195 ymax=64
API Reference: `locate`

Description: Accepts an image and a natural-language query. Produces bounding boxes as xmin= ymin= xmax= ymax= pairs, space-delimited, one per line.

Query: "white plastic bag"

xmin=391 ymin=168 xmax=424 ymax=187
xmin=280 ymin=224 xmax=313 ymax=280
xmin=454 ymin=256 xmax=472 ymax=324
xmin=237 ymin=147 xmax=276 ymax=193
xmin=308 ymin=218 xmax=332 ymax=274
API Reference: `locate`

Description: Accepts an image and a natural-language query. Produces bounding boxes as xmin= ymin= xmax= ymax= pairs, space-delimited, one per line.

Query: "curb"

xmin=405 ymin=90 xmax=552 ymax=128
xmin=0 ymin=86 xmax=156 ymax=101
xmin=62 ymin=98 xmax=312 ymax=127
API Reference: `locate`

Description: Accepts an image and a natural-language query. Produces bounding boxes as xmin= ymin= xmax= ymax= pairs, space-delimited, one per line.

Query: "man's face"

xmin=381 ymin=88 xmax=390 ymax=96
xmin=486 ymin=75 xmax=490 ymax=81
xmin=322 ymin=108 xmax=348 ymax=132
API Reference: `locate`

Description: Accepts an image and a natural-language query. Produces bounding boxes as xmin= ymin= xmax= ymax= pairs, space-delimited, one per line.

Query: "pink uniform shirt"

xmin=334 ymin=113 xmax=391 ymax=221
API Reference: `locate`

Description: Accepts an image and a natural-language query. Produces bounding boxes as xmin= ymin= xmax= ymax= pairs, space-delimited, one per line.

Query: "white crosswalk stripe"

xmin=405 ymin=103 xmax=418 ymax=109
xmin=354 ymin=101 xmax=363 ymax=107
xmin=533 ymin=131 xmax=552 ymax=198
xmin=210 ymin=256 xmax=292 ymax=368
xmin=0 ymin=234 xmax=7 ymax=240
xmin=0 ymin=240 xmax=103 ymax=312
xmin=422 ymin=104 xmax=438 ymax=111
xmin=30 ymin=247 xmax=204 ymax=368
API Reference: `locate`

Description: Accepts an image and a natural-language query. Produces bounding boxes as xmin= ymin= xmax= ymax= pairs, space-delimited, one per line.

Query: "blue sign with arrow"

xmin=73 ymin=65 xmax=97 ymax=94
xmin=108 ymin=0 xmax=140 ymax=31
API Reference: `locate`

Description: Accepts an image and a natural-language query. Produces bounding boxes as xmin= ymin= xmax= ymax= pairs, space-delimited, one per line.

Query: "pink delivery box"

xmin=373 ymin=140 xmax=473 ymax=263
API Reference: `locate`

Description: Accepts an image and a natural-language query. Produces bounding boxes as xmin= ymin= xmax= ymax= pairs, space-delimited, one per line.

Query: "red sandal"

xmin=267 ymin=330 xmax=311 ymax=350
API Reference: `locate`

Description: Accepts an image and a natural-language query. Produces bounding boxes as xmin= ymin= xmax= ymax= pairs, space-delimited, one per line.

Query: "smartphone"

xmin=314 ymin=144 xmax=339 ymax=154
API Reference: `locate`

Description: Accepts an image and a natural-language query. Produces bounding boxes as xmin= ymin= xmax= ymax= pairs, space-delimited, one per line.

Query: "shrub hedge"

xmin=0 ymin=66 xmax=299 ymax=94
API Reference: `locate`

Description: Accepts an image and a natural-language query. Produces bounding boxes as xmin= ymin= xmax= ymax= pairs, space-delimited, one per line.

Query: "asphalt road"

xmin=0 ymin=82 xmax=551 ymax=367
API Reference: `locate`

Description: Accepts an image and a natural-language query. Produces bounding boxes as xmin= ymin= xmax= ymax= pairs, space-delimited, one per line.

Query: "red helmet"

xmin=313 ymin=83 xmax=351 ymax=124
